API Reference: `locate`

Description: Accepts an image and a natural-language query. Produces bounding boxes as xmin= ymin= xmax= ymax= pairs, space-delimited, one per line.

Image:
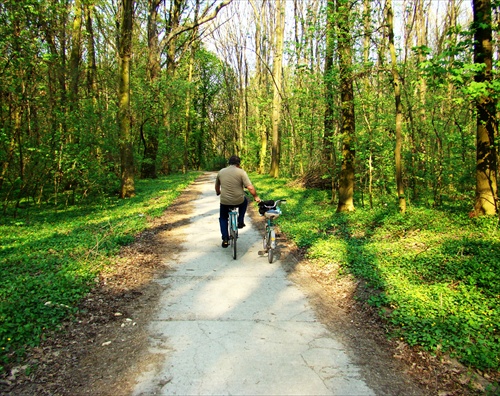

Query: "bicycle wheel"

xmin=229 ymin=211 xmax=237 ymax=260
xmin=232 ymin=232 xmax=237 ymax=259
xmin=268 ymin=229 xmax=276 ymax=263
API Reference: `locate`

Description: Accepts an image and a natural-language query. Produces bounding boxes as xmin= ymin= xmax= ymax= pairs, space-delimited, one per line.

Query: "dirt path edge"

xmin=1 ymin=173 xmax=492 ymax=396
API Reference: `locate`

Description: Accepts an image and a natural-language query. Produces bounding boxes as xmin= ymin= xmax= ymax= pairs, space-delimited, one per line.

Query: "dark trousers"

xmin=219 ymin=197 xmax=248 ymax=240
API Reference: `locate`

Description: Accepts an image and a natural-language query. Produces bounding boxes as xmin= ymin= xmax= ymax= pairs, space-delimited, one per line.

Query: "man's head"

xmin=228 ymin=155 xmax=241 ymax=166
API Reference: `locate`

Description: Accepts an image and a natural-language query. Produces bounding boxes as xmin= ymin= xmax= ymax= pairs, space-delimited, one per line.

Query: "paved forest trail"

xmin=130 ymin=173 xmax=423 ymax=396
xmin=0 ymin=173 xmax=469 ymax=396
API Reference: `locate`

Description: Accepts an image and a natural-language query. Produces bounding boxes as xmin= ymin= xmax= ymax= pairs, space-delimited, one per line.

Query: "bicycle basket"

xmin=258 ymin=200 xmax=276 ymax=215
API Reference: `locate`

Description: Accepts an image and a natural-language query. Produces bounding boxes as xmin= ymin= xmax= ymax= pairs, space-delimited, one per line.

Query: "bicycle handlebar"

xmin=258 ymin=199 xmax=287 ymax=211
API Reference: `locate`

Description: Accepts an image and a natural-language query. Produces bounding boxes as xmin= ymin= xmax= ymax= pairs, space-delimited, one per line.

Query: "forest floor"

xmin=1 ymin=173 xmax=492 ymax=396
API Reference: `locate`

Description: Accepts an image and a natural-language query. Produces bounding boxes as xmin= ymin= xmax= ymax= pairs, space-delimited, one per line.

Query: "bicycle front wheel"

xmin=268 ymin=229 xmax=276 ymax=263
xmin=268 ymin=247 xmax=274 ymax=263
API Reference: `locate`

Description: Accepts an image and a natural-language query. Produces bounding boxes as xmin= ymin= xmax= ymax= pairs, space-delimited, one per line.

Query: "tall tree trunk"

xmin=250 ymin=0 xmax=268 ymax=174
xmin=183 ymin=0 xmax=200 ymax=173
xmin=84 ymin=2 xmax=98 ymax=98
xmin=324 ymin=0 xmax=336 ymax=202
xmin=473 ymin=0 xmax=498 ymax=215
xmin=141 ymin=0 xmax=161 ymax=179
xmin=118 ymin=0 xmax=135 ymax=198
xmin=69 ymin=0 xmax=82 ymax=112
xmin=237 ymin=50 xmax=246 ymax=157
xmin=363 ymin=0 xmax=377 ymax=209
xmin=415 ymin=0 xmax=428 ymax=201
xmin=269 ymin=0 xmax=285 ymax=178
xmin=363 ymin=0 xmax=373 ymax=208
xmin=387 ymin=0 xmax=406 ymax=213
xmin=336 ymin=0 xmax=356 ymax=213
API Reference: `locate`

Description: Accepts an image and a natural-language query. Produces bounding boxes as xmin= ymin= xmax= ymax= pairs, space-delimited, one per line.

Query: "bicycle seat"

xmin=264 ymin=209 xmax=281 ymax=220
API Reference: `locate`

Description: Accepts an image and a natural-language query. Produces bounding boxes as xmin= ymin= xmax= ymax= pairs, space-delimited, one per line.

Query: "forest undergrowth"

xmin=0 ymin=172 xmax=201 ymax=373
xmin=251 ymin=173 xmax=500 ymax=390
xmin=1 ymin=172 xmax=499 ymax=394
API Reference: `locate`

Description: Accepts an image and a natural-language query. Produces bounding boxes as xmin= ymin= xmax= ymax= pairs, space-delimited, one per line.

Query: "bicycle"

xmin=258 ymin=199 xmax=286 ymax=263
xmin=228 ymin=206 xmax=239 ymax=260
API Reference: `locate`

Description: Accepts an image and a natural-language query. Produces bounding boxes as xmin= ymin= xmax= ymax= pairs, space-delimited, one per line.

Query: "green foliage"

xmin=253 ymin=174 xmax=500 ymax=372
xmin=0 ymin=172 xmax=200 ymax=371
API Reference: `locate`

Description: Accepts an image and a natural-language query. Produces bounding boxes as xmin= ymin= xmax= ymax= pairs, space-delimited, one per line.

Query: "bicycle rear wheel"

xmin=229 ymin=211 xmax=238 ymax=260
xmin=232 ymin=232 xmax=237 ymax=259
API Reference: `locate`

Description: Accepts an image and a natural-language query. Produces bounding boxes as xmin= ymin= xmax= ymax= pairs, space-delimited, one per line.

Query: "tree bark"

xmin=473 ymin=0 xmax=498 ymax=215
xmin=324 ymin=0 xmax=336 ymax=203
xmin=69 ymin=0 xmax=82 ymax=112
xmin=250 ymin=0 xmax=269 ymax=174
xmin=387 ymin=0 xmax=406 ymax=213
xmin=336 ymin=0 xmax=355 ymax=213
xmin=183 ymin=0 xmax=200 ymax=173
xmin=269 ymin=0 xmax=285 ymax=178
xmin=84 ymin=2 xmax=98 ymax=98
xmin=363 ymin=0 xmax=374 ymax=208
xmin=118 ymin=0 xmax=135 ymax=198
xmin=141 ymin=0 xmax=161 ymax=179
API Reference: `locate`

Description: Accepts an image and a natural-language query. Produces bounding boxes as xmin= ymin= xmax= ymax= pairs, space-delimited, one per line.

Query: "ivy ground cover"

xmin=0 ymin=172 xmax=200 ymax=371
xmin=252 ymin=174 xmax=500 ymax=374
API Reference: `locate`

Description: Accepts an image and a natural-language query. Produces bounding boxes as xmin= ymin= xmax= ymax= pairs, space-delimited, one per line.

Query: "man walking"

xmin=215 ymin=155 xmax=260 ymax=248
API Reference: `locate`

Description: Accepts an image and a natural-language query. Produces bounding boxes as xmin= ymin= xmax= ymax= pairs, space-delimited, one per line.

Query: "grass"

xmin=0 ymin=172 xmax=200 ymax=371
xmin=2 ymin=170 xmax=499 ymax=378
xmin=251 ymin=173 xmax=500 ymax=374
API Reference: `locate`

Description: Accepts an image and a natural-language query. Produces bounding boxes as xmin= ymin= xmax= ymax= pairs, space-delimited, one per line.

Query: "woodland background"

xmin=1 ymin=0 xmax=500 ymax=387
xmin=1 ymin=0 xmax=498 ymax=215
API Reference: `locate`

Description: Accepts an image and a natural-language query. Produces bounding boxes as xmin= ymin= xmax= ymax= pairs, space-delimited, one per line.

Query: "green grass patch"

xmin=252 ymin=173 xmax=500 ymax=372
xmin=0 ymin=172 xmax=200 ymax=371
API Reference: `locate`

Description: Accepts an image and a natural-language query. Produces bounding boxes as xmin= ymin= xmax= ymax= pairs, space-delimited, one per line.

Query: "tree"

xmin=269 ymin=0 xmax=285 ymax=178
xmin=336 ymin=0 xmax=356 ymax=212
xmin=118 ymin=0 xmax=135 ymax=198
xmin=143 ymin=0 xmax=233 ymax=176
xmin=324 ymin=0 xmax=337 ymax=203
xmin=84 ymin=1 xmax=98 ymax=97
xmin=473 ymin=0 xmax=498 ymax=215
xmin=387 ymin=0 xmax=406 ymax=213
xmin=69 ymin=0 xmax=83 ymax=111
xmin=249 ymin=0 xmax=271 ymax=174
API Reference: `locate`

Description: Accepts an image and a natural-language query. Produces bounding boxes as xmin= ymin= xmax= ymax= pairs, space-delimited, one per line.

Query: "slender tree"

xmin=336 ymin=0 xmax=356 ymax=212
xmin=269 ymin=0 xmax=285 ymax=178
xmin=183 ymin=0 xmax=201 ymax=172
xmin=473 ymin=0 xmax=498 ymax=215
xmin=249 ymin=0 xmax=270 ymax=174
xmin=387 ymin=0 xmax=406 ymax=213
xmin=69 ymin=0 xmax=83 ymax=111
xmin=141 ymin=0 xmax=162 ymax=179
xmin=84 ymin=1 xmax=98 ymax=98
xmin=118 ymin=0 xmax=135 ymax=198
xmin=324 ymin=0 xmax=336 ymax=202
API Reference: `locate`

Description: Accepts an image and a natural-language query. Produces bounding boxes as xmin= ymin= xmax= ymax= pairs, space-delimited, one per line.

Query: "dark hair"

xmin=228 ymin=155 xmax=241 ymax=165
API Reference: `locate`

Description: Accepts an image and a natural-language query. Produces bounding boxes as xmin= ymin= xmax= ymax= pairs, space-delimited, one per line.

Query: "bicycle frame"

xmin=261 ymin=200 xmax=286 ymax=263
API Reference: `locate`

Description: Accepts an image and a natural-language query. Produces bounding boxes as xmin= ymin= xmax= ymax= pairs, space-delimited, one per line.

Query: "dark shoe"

xmin=222 ymin=240 xmax=229 ymax=248
xmin=238 ymin=223 xmax=246 ymax=229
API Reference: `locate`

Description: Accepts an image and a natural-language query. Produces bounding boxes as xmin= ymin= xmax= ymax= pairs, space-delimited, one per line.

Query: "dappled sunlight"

xmin=135 ymin=174 xmax=376 ymax=395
